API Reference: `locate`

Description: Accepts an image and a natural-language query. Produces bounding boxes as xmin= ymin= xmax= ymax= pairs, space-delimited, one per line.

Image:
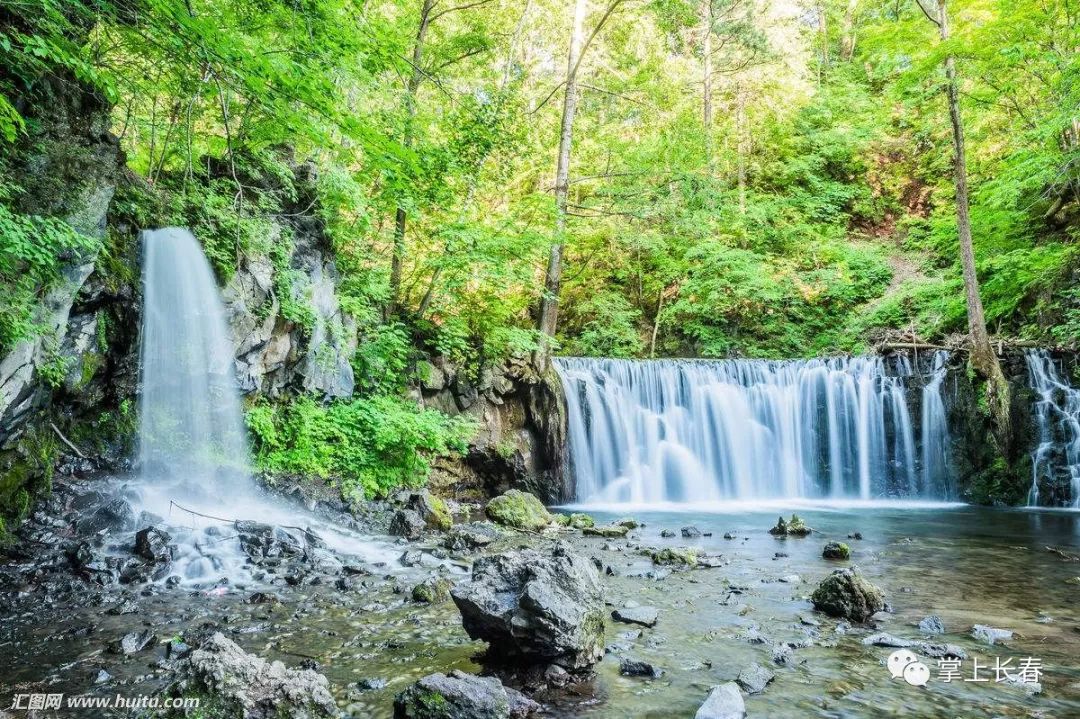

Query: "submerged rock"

xmin=393 ymin=670 xmax=539 ymax=719
xmin=485 ymin=490 xmax=551 ymax=532
xmin=450 ymin=542 xmax=605 ymax=669
xmin=822 ymin=542 xmax=851 ymax=560
xmin=971 ymin=624 xmax=1013 ymax=645
xmin=611 ymin=606 xmax=659 ymax=627
xmin=681 ymin=526 xmax=702 ymax=538
xmin=810 ymin=568 xmax=885 ymax=623
xmin=175 ymin=632 xmax=336 ymax=719
xmin=695 ymin=682 xmax=746 ymax=719
xmin=918 ymin=615 xmax=945 ymax=635
xmin=619 ymin=658 xmax=663 ymax=679
xmin=736 ymin=662 xmax=774 ymax=694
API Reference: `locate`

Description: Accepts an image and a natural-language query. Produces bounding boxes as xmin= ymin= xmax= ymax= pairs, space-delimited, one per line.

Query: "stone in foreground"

xmin=485 ymin=490 xmax=552 ymax=531
xmin=611 ymin=606 xmax=659 ymax=627
xmin=810 ymin=567 xmax=885 ymax=623
xmin=394 ymin=670 xmax=538 ymax=719
xmin=450 ymin=542 xmax=605 ymax=669
xmin=695 ymin=682 xmax=746 ymax=719
xmin=736 ymin=662 xmax=774 ymax=694
xmin=175 ymin=632 xmax=335 ymax=718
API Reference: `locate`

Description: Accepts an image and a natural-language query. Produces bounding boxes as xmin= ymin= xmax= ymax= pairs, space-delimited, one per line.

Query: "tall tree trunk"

xmin=701 ymin=0 xmax=713 ymax=168
xmin=389 ymin=0 xmax=435 ymax=317
xmin=937 ymin=0 xmax=1011 ymax=437
xmin=537 ymin=0 xmax=588 ymax=341
xmin=736 ymin=83 xmax=748 ymax=214
xmin=840 ymin=0 xmax=859 ymax=60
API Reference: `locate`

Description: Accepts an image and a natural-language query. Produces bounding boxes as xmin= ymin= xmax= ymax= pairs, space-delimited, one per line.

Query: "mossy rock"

xmin=409 ymin=491 xmax=452 ymax=532
xmin=810 ymin=568 xmax=885 ymax=622
xmin=768 ymin=515 xmax=788 ymax=536
xmin=649 ymin=547 xmax=698 ymax=567
xmin=787 ymin=514 xmax=811 ymax=536
xmin=552 ymin=513 xmax=571 ymax=527
xmin=769 ymin=514 xmax=811 ymax=537
xmin=412 ymin=578 xmax=453 ymax=604
xmin=485 ymin=490 xmax=551 ymax=531
xmin=582 ymin=524 xmax=628 ymax=538
xmin=424 ymin=495 xmax=453 ymax=532
xmin=614 ymin=517 xmax=640 ymax=529
xmin=822 ymin=541 xmax=851 ymax=560
xmin=570 ymin=513 xmax=595 ymax=529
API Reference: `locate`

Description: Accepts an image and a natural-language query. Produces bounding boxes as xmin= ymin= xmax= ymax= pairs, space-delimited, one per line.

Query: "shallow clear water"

xmin=3 ymin=503 xmax=1079 ymax=718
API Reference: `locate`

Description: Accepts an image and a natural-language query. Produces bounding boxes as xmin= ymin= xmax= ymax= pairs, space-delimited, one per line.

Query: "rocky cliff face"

xmin=0 ymin=60 xmax=126 ymax=517
xmin=419 ymin=355 xmax=568 ymax=504
xmin=220 ymin=173 xmax=356 ymax=401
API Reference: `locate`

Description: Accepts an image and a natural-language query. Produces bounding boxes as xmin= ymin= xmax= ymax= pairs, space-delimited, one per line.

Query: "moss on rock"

xmin=412 ymin=578 xmax=453 ymax=604
xmin=822 ymin=541 xmax=851 ymax=559
xmin=810 ymin=567 xmax=885 ymax=622
xmin=570 ymin=513 xmax=595 ymax=529
xmin=484 ymin=489 xmax=551 ymax=531
xmin=649 ymin=547 xmax=698 ymax=566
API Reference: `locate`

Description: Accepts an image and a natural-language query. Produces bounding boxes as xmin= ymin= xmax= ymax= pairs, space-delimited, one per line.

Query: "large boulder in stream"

xmin=450 ymin=541 xmax=605 ymax=669
xmin=173 ymin=632 xmax=336 ymax=718
xmin=484 ymin=490 xmax=551 ymax=531
xmin=811 ymin=567 xmax=886 ymax=622
xmin=394 ymin=670 xmax=539 ymax=719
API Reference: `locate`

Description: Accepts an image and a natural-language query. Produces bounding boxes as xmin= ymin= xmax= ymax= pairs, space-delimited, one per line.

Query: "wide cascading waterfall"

xmin=138 ymin=228 xmax=253 ymax=497
xmin=1025 ymin=349 xmax=1080 ymax=507
xmin=554 ymin=355 xmax=952 ymax=505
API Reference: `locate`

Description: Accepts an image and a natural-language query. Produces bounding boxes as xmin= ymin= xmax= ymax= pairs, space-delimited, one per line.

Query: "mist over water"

xmin=554 ymin=355 xmax=953 ymax=505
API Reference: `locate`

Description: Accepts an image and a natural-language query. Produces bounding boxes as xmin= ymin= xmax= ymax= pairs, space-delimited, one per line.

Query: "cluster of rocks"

xmin=172 ymin=632 xmax=338 ymax=719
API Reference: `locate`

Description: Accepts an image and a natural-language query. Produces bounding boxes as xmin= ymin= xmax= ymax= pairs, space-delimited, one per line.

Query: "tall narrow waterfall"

xmin=1025 ymin=349 xmax=1080 ymax=507
xmin=554 ymin=356 xmax=952 ymax=504
xmin=138 ymin=228 xmax=252 ymax=500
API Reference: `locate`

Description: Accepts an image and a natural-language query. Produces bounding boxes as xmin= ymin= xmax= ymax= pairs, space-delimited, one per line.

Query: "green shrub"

xmin=247 ymin=394 xmax=475 ymax=499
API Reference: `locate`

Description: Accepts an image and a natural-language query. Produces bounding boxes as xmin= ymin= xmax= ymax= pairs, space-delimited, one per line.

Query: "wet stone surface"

xmin=3 ymin=484 xmax=1080 ymax=718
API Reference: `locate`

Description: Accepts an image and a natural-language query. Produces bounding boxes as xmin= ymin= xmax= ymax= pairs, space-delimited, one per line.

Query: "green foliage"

xmin=0 ymin=189 xmax=100 ymax=351
xmin=247 ymin=395 xmax=475 ymax=499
